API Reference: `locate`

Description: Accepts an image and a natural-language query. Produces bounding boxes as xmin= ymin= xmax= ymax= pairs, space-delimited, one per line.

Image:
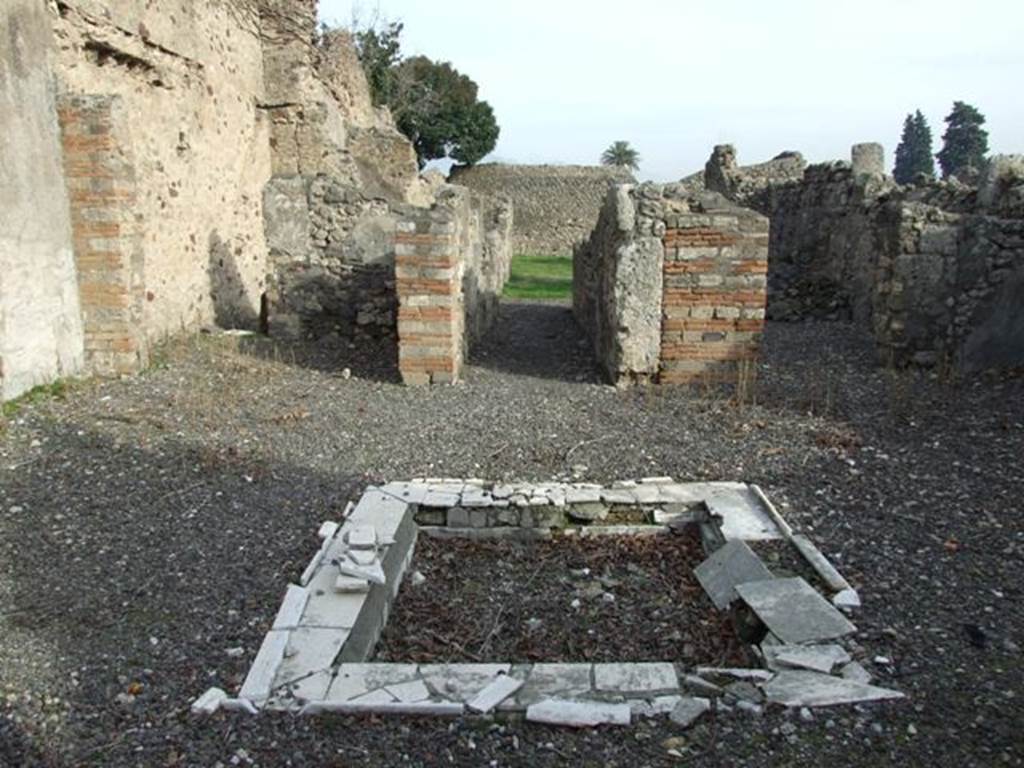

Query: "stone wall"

xmin=258 ymin=3 xmax=438 ymax=343
xmin=764 ymin=145 xmax=1024 ymax=372
xmin=395 ymin=186 xmax=514 ymax=385
xmin=51 ymin=0 xmax=273 ymax=373
xmin=574 ymin=185 xmax=768 ymax=386
xmin=450 ymin=164 xmax=635 ymax=256
xmin=0 ymin=0 xmax=85 ymax=399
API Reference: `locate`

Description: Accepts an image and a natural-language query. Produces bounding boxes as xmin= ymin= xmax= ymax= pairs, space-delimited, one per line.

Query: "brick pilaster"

xmin=57 ymin=95 xmax=147 ymax=376
xmin=394 ymin=217 xmax=464 ymax=385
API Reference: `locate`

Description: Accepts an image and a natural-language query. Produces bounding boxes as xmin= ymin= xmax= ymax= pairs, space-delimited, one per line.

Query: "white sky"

xmin=319 ymin=1 xmax=1024 ymax=181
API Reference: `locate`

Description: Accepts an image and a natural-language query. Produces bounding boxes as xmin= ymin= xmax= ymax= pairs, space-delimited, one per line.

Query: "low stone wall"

xmin=450 ymin=164 xmax=634 ymax=256
xmin=395 ymin=187 xmax=513 ymax=385
xmin=0 ymin=0 xmax=85 ymax=400
xmin=574 ymin=185 xmax=768 ymax=386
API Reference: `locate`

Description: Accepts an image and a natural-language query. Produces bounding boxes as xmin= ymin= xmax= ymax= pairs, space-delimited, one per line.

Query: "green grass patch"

xmin=2 ymin=379 xmax=71 ymax=420
xmin=504 ymin=254 xmax=573 ymax=300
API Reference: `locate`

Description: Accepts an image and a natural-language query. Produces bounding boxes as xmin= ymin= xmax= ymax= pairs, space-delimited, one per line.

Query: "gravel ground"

xmin=0 ymin=298 xmax=1022 ymax=766
xmin=374 ymin=532 xmax=746 ymax=665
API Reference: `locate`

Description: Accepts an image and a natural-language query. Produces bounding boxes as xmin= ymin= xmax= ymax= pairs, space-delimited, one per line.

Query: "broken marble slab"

xmin=762 ymin=644 xmax=852 ymax=674
xmin=279 ymin=628 xmax=348 ymax=680
xmin=514 ymin=663 xmax=593 ymax=706
xmin=420 ymin=664 xmax=512 ymax=703
xmin=299 ymin=569 xmax=366 ymax=629
xmin=460 ymin=488 xmax=494 ymax=508
xmin=594 ymin=663 xmax=678 ymax=695
xmin=385 ymin=678 xmax=431 ymax=704
xmin=694 ymin=540 xmax=775 ymax=610
xmin=761 ymin=670 xmax=904 ymax=707
xmin=526 ymin=699 xmax=631 ymax=727
xmin=239 ymin=630 xmax=290 ymax=703
xmin=669 ymin=697 xmax=711 ymax=728
xmin=326 ymin=664 xmax=421 ymax=703
xmin=735 ymin=577 xmax=857 ymax=645
xmin=348 ymin=688 xmax=396 ymax=706
xmin=840 ymin=661 xmax=873 ymax=684
xmin=704 ymin=485 xmax=784 ymax=541
xmin=630 ymin=695 xmax=684 ymax=718
xmin=277 ymin=669 xmax=334 ymax=704
xmin=467 ymin=674 xmax=525 ymax=714
xmin=600 ymin=488 xmax=638 ymax=504
xmin=271 ymin=585 xmax=310 ymax=631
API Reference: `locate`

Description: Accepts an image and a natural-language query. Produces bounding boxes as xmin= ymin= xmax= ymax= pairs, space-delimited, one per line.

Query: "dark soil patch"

xmin=374 ymin=529 xmax=751 ymax=665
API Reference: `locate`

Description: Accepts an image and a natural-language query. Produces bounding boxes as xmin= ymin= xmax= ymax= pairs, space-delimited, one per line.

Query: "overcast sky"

xmin=319 ymin=1 xmax=1024 ymax=181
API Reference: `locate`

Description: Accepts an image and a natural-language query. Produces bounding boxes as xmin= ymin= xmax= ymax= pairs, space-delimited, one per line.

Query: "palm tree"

xmin=601 ymin=141 xmax=640 ymax=172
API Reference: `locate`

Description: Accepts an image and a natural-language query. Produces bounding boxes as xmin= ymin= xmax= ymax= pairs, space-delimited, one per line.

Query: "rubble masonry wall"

xmin=764 ymin=150 xmax=1024 ymax=371
xmin=574 ymin=185 xmax=768 ymax=386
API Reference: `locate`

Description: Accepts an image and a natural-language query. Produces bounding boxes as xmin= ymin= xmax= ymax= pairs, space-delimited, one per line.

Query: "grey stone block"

xmin=761 ymin=670 xmax=904 ymax=707
xmin=694 ymin=540 xmax=774 ymax=610
xmin=735 ymin=578 xmax=857 ymax=645
xmin=526 ymin=699 xmax=631 ymax=727
xmin=669 ymin=697 xmax=711 ymax=728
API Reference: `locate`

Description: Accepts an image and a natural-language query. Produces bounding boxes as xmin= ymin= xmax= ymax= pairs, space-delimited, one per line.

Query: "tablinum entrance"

xmin=468 ymin=298 xmax=600 ymax=383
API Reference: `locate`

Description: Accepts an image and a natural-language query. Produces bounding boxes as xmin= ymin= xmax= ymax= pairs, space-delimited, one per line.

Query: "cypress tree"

xmin=893 ymin=110 xmax=935 ymax=184
xmin=937 ymin=101 xmax=989 ymax=180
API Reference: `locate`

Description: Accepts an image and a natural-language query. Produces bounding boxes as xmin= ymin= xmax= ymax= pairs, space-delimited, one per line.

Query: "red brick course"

xmin=659 ymin=226 xmax=767 ymax=384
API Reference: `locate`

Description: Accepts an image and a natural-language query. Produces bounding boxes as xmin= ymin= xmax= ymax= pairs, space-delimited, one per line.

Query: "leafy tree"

xmin=389 ymin=56 xmax=499 ymax=167
xmin=349 ymin=17 xmax=498 ymax=167
xmin=352 ymin=20 xmax=404 ymax=106
xmin=893 ymin=110 xmax=935 ymax=184
xmin=601 ymin=141 xmax=640 ymax=172
xmin=936 ymin=101 xmax=989 ymax=180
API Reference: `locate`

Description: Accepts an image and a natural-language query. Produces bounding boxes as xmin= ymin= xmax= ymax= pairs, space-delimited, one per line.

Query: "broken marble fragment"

xmin=763 ymin=644 xmax=852 ymax=674
xmin=526 ymin=699 xmax=631 ymax=727
xmin=761 ymin=670 xmax=904 ymax=707
xmin=467 ymin=674 xmax=524 ymax=713
xmin=735 ymin=578 xmax=857 ymax=645
xmin=191 ymin=687 xmax=228 ymax=715
xmin=669 ymin=697 xmax=711 ymax=728
xmin=694 ymin=540 xmax=774 ymax=610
